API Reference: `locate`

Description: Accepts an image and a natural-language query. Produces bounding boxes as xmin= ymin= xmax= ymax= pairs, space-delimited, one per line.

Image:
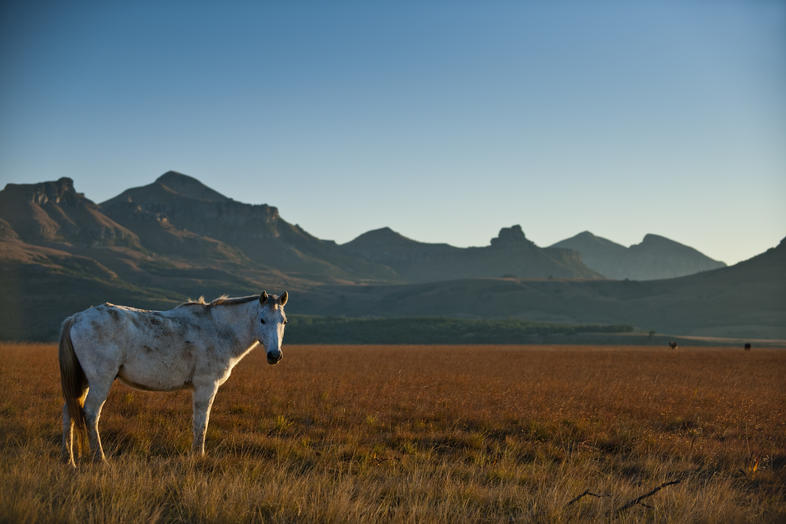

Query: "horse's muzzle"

xmin=266 ymin=350 xmax=282 ymax=365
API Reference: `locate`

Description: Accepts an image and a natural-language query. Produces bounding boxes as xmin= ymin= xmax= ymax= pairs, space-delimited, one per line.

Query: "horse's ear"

xmin=260 ymin=291 xmax=268 ymax=304
xmin=280 ymin=291 xmax=288 ymax=306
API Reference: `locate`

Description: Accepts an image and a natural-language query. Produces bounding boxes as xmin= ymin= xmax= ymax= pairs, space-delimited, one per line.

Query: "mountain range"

xmin=0 ymin=171 xmax=782 ymax=340
xmin=298 ymin=236 xmax=786 ymax=339
xmin=551 ymin=231 xmax=725 ymax=280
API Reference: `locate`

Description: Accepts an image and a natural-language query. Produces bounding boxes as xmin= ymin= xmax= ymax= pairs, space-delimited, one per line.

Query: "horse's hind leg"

xmin=61 ymin=403 xmax=74 ymax=465
xmin=62 ymin=386 xmax=87 ymax=466
xmin=83 ymin=378 xmax=113 ymax=463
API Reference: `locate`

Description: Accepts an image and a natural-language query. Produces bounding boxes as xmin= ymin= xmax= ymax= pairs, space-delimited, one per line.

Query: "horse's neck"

xmin=208 ymin=302 xmax=257 ymax=359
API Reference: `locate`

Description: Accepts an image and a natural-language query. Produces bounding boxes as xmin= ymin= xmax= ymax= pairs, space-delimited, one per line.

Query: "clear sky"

xmin=1 ymin=1 xmax=784 ymax=265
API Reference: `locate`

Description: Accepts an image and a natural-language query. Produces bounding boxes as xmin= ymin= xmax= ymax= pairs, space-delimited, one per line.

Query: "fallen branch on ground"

xmin=566 ymin=490 xmax=609 ymax=506
xmin=568 ymin=467 xmax=700 ymax=517
xmin=611 ymin=479 xmax=683 ymax=517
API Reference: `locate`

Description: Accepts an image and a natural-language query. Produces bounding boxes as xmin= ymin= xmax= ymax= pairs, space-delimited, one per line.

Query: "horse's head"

xmin=256 ymin=290 xmax=288 ymax=365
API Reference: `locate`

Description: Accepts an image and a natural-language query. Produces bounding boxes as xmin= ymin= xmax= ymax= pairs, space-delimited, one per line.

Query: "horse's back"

xmin=70 ymin=303 xmax=150 ymax=349
xmin=68 ymin=303 xmax=204 ymax=391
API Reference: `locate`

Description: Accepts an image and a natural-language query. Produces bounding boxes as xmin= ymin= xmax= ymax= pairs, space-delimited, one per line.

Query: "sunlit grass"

xmin=0 ymin=343 xmax=784 ymax=522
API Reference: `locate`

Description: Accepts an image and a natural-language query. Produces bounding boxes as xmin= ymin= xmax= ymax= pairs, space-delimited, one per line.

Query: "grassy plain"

xmin=0 ymin=343 xmax=784 ymax=522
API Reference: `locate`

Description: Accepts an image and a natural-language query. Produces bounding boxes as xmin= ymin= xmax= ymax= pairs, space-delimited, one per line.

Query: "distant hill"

xmin=342 ymin=225 xmax=602 ymax=281
xmin=551 ymin=231 xmax=726 ymax=280
xmin=297 ymin=235 xmax=786 ymax=339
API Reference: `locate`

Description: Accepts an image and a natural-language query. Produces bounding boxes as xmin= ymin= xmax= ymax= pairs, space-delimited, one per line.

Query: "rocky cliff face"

xmin=102 ymin=171 xmax=281 ymax=239
xmin=0 ymin=178 xmax=139 ymax=247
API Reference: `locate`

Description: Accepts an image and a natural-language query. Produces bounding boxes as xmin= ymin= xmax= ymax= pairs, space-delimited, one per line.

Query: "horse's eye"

xmin=260 ymin=319 xmax=266 ymax=324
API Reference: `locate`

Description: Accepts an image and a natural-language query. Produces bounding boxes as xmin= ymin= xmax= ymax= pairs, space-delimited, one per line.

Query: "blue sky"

xmin=1 ymin=1 xmax=784 ymax=265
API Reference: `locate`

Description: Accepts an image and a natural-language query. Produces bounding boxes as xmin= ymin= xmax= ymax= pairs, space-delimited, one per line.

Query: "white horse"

xmin=59 ymin=291 xmax=288 ymax=466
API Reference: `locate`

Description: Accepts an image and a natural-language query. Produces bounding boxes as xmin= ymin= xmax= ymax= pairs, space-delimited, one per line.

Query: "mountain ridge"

xmin=342 ymin=223 xmax=601 ymax=282
xmin=101 ymin=172 xmax=396 ymax=282
xmin=1 ymin=171 xmax=781 ymax=340
xmin=551 ymin=230 xmax=726 ymax=280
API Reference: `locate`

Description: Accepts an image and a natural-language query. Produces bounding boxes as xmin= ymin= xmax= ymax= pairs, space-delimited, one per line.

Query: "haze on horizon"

xmin=1 ymin=1 xmax=784 ymax=266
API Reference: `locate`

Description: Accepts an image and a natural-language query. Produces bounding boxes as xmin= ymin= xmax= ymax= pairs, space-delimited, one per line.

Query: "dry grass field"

xmin=0 ymin=343 xmax=784 ymax=522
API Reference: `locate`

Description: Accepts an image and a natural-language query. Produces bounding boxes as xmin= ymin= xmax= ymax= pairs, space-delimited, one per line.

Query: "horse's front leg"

xmin=192 ymin=379 xmax=219 ymax=456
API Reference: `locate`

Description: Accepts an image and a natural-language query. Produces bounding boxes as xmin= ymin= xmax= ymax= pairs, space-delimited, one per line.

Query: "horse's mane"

xmin=178 ymin=295 xmax=259 ymax=308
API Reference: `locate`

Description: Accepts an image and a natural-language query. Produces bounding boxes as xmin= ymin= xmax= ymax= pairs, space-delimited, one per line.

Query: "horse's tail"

xmin=59 ymin=316 xmax=88 ymax=457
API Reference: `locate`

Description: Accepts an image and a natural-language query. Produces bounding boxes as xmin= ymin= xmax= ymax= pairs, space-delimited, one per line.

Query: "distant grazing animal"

xmin=668 ymin=341 xmax=678 ymax=350
xmin=744 ymin=343 xmax=751 ymax=351
xmin=59 ymin=291 xmax=288 ymax=466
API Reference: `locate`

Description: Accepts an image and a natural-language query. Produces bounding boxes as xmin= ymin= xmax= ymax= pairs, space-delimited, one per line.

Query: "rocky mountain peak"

xmin=490 ymin=225 xmax=534 ymax=249
xmin=153 ymin=171 xmax=230 ymax=203
xmin=346 ymin=227 xmax=417 ymax=249
xmin=2 ymin=177 xmax=81 ymax=206
xmin=639 ymin=233 xmax=672 ymax=246
xmin=576 ymin=230 xmax=595 ymax=238
xmin=360 ymin=227 xmax=402 ymax=241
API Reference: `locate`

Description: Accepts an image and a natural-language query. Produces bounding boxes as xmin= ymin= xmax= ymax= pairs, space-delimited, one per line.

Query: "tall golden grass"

xmin=0 ymin=343 xmax=783 ymax=522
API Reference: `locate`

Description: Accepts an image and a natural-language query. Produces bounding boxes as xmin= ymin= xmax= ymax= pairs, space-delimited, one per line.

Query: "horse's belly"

xmin=117 ymin=352 xmax=194 ymax=391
